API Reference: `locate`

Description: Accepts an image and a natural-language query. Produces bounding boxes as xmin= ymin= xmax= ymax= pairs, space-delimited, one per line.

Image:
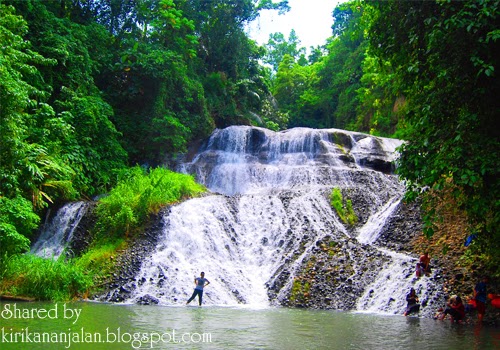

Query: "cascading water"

xmin=124 ymin=125 xmax=443 ymax=315
xmin=354 ymin=205 xmax=442 ymax=316
xmin=355 ymin=248 xmax=437 ymax=315
xmin=31 ymin=201 xmax=88 ymax=259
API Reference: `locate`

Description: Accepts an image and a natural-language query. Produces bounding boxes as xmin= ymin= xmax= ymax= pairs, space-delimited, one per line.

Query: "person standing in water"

xmin=474 ymin=276 xmax=488 ymax=322
xmin=186 ymin=272 xmax=210 ymax=306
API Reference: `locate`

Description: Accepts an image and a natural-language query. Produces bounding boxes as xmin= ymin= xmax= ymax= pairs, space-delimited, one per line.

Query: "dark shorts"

xmin=406 ymin=304 xmax=420 ymax=315
xmin=444 ymin=307 xmax=464 ymax=321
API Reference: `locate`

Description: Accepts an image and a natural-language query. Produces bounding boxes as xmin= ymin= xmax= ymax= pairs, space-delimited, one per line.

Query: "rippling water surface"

xmin=0 ymin=302 xmax=498 ymax=349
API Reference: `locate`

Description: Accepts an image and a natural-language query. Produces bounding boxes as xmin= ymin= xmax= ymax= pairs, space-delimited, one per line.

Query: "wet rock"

xmin=137 ymin=294 xmax=160 ymax=305
xmin=91 ymin=207 xmax=168 ymax=303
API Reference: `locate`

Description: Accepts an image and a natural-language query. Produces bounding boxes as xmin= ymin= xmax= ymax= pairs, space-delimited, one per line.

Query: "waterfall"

xmin=31 ymin=202 xmax=88 ymax=259
xmin=125 ymin=125 xmax=441 ymax=314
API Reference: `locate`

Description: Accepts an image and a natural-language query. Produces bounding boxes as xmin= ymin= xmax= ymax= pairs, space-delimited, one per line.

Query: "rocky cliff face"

xmin=273 ymin=200 xmax=425 ymax=310
xmin=93 ymin=194 xmax=430 ymax=311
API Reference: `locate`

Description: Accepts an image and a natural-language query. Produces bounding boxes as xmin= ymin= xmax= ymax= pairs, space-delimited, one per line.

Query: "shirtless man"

xmin=419 ymin=252 xmax=431 ymax=275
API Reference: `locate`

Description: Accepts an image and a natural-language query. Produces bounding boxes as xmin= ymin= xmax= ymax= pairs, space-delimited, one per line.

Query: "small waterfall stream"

xmin=31 ymin=201 xmax=88 ymax=259
xmin=355 ymin=248 xmax=435 ymax=315
xmin=124 ymin=126 xmax=441 ymax=314
xmin=356 ymin=195 xmax=403 ymax=245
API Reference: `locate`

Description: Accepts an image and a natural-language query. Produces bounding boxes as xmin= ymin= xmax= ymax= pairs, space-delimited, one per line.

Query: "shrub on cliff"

xmin=94 ymin=166 xmax=206 ymax=239
xmin=330 ymin=188 xmax=358 ymax=226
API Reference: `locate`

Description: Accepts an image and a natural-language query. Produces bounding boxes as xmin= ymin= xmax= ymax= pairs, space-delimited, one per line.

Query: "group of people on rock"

xmin=405 ymin=252 xmax=492 ymax=323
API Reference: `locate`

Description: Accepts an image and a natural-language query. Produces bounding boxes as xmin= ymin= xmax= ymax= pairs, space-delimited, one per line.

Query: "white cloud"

xmin=247 ymin=0 xmax=342 ymax=50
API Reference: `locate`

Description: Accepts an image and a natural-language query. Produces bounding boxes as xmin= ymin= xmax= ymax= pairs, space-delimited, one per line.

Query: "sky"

xmin=246 ymin=0 xmax=343 ymax=50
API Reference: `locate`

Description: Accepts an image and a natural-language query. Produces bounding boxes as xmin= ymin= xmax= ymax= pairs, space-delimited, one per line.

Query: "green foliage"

xmin=95 ymin=167 xmax=206 ymax=238
xmin=1 ymin=1 xmax=126 ymax=202
xmin=367 ymin=0 xmax=499 ymax=270
xmin=313 ymin=2 xmax=366 ymax=130
xmin=260 ymin=98 xmax=289 ymax=131
xmin=0 ymin=3 xmax=77 ymax=257
xmin=264 ymin=29 xmax=307 ymax=72
xmin=330 ymin=188 xmax=358 ymax=226
xmin=0 ymin=254 xmax=92 ymax=301
xmin=355 ymin=55 xmax=403 ymax=136
xmin=289 ymin=277 xmax=311 ymax=304
xmin=0 ymin=196 xmax=39 ymax=256
xmin=330 ymin=188 xmax=344 ymax=217
xmin=56 ymin=91 xmax=127 ymax=194
xmin=269 ymin=1 xmax=370 ymax=130
xmin=74 ymin=239 xmax=127 ymax=288
xmin=273 ymin=54 xmax=323 ymax=127
xmin=0 ymin=4 xmax=58 ymax=202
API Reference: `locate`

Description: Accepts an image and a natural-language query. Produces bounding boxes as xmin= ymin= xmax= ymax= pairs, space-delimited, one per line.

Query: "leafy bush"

xmin=0 ymin=196 xmax=40 ymax=256
xmin=330 ymin=188 xmax=344 ymax=217
xmin=95 ymin=166 xmax=205 ymax=238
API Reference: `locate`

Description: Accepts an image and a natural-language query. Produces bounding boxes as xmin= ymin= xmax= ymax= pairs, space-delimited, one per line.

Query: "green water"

xmin=0 ymin=302 xmax=497 ymax=349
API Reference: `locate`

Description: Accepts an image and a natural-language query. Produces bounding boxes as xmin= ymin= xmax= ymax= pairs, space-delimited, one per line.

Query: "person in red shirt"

xmin=440 ymin=295 xmax=465 ymax=322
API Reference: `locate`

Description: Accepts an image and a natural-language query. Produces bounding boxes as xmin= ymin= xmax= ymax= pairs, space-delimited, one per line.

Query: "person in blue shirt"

xmin=186 ymin=272 xmax=210 ymax=306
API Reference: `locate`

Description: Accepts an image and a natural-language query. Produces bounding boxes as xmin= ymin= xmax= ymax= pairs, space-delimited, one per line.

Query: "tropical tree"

xmin=0 ymin=4 xmax=72 ymax=254
xmin=264 ymin=29 xmax=306 ymax=72
xmin=366 ymin=0 xmax=500 ymax=270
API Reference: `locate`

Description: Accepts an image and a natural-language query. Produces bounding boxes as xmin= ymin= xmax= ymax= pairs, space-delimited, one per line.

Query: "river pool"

xmin=0 ymin=302 xmax=497 ymax=349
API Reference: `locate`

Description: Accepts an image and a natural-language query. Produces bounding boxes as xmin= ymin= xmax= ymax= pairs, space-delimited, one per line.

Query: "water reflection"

xmin=0 ymin=302 xmax=497 ymax=350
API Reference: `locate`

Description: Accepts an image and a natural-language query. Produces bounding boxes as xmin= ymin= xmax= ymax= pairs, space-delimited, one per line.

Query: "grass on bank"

xmin=0 ymin=254 xmax=92 ymax=301
xmin=74 ymin=239 xmax=127 ymax=291
xmin=0 ymin=166 xmax=207 ymax=301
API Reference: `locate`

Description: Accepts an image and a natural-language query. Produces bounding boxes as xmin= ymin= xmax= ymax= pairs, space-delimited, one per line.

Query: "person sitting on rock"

xmin=416 ymin=252 xmax=431 ymax=277
xmin=404 ymin=288 xmax=420 ymax=316
xmin=439 ymin=295 xmax=465 ymax=323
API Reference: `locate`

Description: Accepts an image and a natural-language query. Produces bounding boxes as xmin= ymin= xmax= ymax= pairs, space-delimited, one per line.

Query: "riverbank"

xmin=411 ymin=193 xmax=500 ymax=326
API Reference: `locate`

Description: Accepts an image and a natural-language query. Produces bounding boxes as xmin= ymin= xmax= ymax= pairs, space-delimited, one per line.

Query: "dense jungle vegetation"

xmin=0 ymin=0 xmax=498 ymax=298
